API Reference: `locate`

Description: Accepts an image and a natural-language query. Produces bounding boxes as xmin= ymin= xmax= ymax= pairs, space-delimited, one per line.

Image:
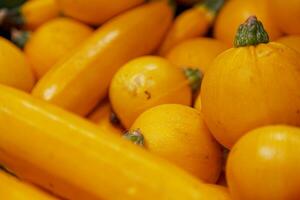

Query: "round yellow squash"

xmin=202 ymin=16 xmax=300 ymax=148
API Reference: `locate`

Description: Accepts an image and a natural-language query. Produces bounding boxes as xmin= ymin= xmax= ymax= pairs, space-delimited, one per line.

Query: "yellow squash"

xmin=227 ymin=125 xmax=300 ymax=200
xmin=2 ymin=0 xmax=59 ymax=30
xmin=0 ymin=37 xmax=35 ymax=92
xmin=0 ymin=84 xmax=231 ymax=200
xmin=32 ymin=1 xmax=173 ymax=116
xmin=56 ymin=0 xmax=144 ymax=25
xmin=109 ymin=56 xmax=193 ymax=128
xmin=276 ymin=35 xmax=300 ymax=53
xmin=24 ymin=17 xmax=93 ymax=79
xmin=159 ymin=0 xmax=224 ymax=55
xmin=202 ymin=16 xmax=300 ymax=148
xmin=166 ymin=37 xmax=229 ymax=73
xmin=0 ymin=170 xmax=57 ymax=200
xmin=88 ymin=100 xmax=124 ymax=135
xmin=129 ymin=104 xmax=222 ymax=183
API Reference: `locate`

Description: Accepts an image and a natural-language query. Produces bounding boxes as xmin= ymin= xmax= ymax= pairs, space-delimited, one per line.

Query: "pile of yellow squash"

xmin=0 ymin=0 xmax=299 ymax=199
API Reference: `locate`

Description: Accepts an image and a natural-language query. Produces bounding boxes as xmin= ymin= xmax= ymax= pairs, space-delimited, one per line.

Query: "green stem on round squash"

xmin=234 ymin=16 xmax=269 ymax=47
xmin=123 ymin=129 xmax=144 ymax=147
xmin=183 ymin=68 xmax=203 ymax=93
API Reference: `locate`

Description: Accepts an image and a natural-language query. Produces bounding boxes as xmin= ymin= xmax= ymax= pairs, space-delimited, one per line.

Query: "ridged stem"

xmin=234 ymin=16 xmax=269 ymax=47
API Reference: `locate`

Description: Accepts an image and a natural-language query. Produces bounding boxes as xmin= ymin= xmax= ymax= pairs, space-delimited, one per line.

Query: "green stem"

xmin=11 ymin=28 xmax=30 ymax=49
xmin=123 ymin=129 xmax=144 ymax=147
xmin=195 ymin=0 xmax=225 ymax=15
xmin=234 ymin=16 xmax=269 ymax=47
xmin=183 ymin=68 xmax=203 ymax=93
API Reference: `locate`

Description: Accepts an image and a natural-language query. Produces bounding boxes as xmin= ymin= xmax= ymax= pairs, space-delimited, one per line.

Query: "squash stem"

xmin=11 ymin=28 xmax=30 ymax=49
xmin=234 ymin=16 xmax=269 ymax=47
xmin=123 ymin=129 xmax=144 ymax=147
xmin=183 ymin=68 xmax=203 ymax=93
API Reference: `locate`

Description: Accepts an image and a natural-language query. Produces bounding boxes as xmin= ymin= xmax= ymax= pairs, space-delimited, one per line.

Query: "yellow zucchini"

xmin=0 ymin=170 xmax=57 ymax=200
xmin=0 ymin=84 xmax=231 ymax=200
xmin=56 ymin=0 xmax=144 ymax=25
xmin=32 ymin=1 xmax=173 ymax=116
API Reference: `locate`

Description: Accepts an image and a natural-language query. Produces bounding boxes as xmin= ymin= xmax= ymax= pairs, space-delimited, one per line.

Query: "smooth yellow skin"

xmin=159 ymin=6 xmax=213 ymax=56
xmin=201 ymin=42 xmax=300 ymax=148
xmin=269 ymin=0 xmax=300 ymax=34
xmin=32 ymin=1 xmax=172 ymax=116
xmin=109 ymin=56 xmax=191 ymax=128
xmin=57 ymin=0 xmax=144 ymax=25
xmin=166 ymin=37 xmax=229 ymax=73
xmin=0 ymin=171 xmax=57 ymax=200
xmin=194 ymin=94 xmax=202 ymax=111
xmin=131 ymin=104 xmax=222 ymax=183
xmin=0 ymin=37 xmax=35 ymax=92
xmin=276 ymin=35 xmax=300 ymax=53
xmin=227 ymin=125 xmax=300 ymax=200
xmin=25 ymin=17 xmax=93 ymax=79
xmin=0 ymin=84 xmax=231 ymax=200
xmin=88 ymin=100 xmax=123 ymax=135
xmin=22 ymin=0 xmax=59 ymax=30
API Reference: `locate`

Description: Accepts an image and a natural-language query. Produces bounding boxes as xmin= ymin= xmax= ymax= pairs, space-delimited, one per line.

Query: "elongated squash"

xmin=56 ymin=0 xmax=144 ymax=25
xmin=32 ymin=1 xmax=173 ymax=116
xmin=0 ymin=170 xmax=57 ymax=200
xmin=159 ymin=0 xmax=224 ymax=55
xmin=0 ymin=84 xmax=231 ymax=200
xmin=2 ymin=0 xmax=59 ymax=30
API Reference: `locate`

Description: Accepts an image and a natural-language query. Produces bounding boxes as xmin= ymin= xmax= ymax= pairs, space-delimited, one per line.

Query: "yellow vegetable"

xmin=0 ymin=170 xmax=57 ymax=200
xmin=0 ymin=37 xmax=35 ymax=92
xmin=0 ymin=84 xmax=231 ymax=200
xmin=24 ymin=17 xmax=93 ymax=79
xmin=56 ymin=0 xmax=144 ymax=25
xmin=32 ymin=1 xmax=173 ymax=116
xmin=88 ymin=100 xmax=124 ymax=135
xmin=159 ymin=0 xmax=224 ymax=55
xmin=2 ymin=0 xmax=59 ymax=30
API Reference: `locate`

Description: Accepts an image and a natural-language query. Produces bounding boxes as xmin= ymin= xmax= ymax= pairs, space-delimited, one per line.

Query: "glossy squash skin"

xmin=159 ymin=0 xmax=224 ymax=55
xmin=0 ymin=37 xmax=35 ymax=92
xmin=214 ymin=0 xmax=281 ymax=45
xmin=88 ymin=100 xmax=124 ymax=135
xmin=0 ymin=84 xmax=231 ymax=200
xmin=130 ymin=104 xmax=222 ymax=183
xmin=166 ymin=37 xmax=229 ymax=73
xmin=32 ymin=1 xmax=173 ymax=116
xmin=202 ymin=42 xmax=300 ymax=148
xmin=268 ymin=0 xmax=300 ymax=34
xmin=276 ymin=35 xmax=300 ymax=53
xmin=109 ymin=56 xmax=192 ymax=128
xmin=25 ymin=17 xmax=93 ymax=79
xmin=227 ymin=125 xmax=300 ymax=200
xmin=202 ymin=17 xmax=300 ymax=148
xmin=21 ymin=0 xmax=59 ymax=30
xmin=0 ymin=171 xmax=57 ymax=200
xmin=56 ymin=0 xmax=144 ymax=25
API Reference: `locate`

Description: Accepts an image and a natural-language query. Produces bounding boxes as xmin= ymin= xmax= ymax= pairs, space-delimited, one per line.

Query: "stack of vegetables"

xmin=0 ymin=0 xmax=299 ymax=199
